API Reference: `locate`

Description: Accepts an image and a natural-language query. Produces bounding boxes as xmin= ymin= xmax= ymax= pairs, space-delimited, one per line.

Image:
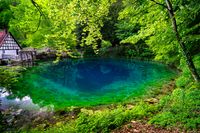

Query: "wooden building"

xmin=0 ymin=29 xmax=36 ymax=61
xmin=0 ymin=29 xmax=22 ymax=60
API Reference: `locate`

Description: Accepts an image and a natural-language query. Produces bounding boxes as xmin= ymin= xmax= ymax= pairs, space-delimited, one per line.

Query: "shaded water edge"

xmin=1 ymin=75 xmax=175 ymax=109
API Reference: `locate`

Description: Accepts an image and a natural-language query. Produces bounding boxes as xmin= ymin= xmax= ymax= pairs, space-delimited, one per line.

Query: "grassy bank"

xmin=28 ymin=81 xmax=199 ymax=133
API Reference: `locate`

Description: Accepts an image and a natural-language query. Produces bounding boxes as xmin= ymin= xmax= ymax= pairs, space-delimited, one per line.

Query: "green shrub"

xmin=39 ymin=102 xmax=157 ymax=133
xmin=129 ymin=102 xmax=156 ymax=119
xmin=149 ymin=112 xmax=177 ymax=127
xmin=176 ymin=54 xmax=200 ymax=87
xmin=154 ymin=54 xmax=199 ymax=130
xmin=75 ymin=107 xmax=128 ymax=132
xmin=0 ymin=67 xmax=23 ymax=89
xmin=149 ymin=85 xmax=200 ymax=130
xmin=101 ymin=40 xmax=112 ymax=48
xmin=74 ymin=102 xmax=158 ymax=132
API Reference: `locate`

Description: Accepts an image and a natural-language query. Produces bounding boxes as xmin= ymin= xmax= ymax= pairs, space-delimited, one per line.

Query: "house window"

xmin=3 ymin=50 xmax=5 ymax=54
xmin=16 ymin=49 xmax=19 ymax=55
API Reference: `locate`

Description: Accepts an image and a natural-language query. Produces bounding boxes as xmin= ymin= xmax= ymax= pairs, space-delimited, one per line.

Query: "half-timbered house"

xmin=0 ymin=29 xmax=22 ymax=60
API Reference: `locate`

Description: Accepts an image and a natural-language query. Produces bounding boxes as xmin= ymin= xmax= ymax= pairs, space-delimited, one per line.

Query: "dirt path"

xmin=112 ymin=121 xmax=193 ymax=133
xmin=112 ymin=81 xmax=198 ymax=133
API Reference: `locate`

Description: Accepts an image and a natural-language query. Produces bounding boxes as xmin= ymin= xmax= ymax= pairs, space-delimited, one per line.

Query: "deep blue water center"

xmin=76 ymin=60 xmax=129 ymax=91
xmin=44 ymin=59 xmax=130 ymax=92
xmin=40 ymin=59 xmax=155 ymax=92
xmin=3 ymin=58 xmax=175 ymax=109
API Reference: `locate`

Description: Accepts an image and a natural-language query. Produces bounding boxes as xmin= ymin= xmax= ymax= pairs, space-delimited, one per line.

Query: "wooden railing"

xmin=19 ymin=51 xmax=36 ymax=61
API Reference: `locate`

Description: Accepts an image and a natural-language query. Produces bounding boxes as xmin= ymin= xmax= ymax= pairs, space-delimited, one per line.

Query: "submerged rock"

xmin=145 ymin=98 xmax=159 ymax=104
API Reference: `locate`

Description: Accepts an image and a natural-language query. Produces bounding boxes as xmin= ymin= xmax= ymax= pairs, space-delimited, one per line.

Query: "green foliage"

xmin=129 ymin=102 xmax=157 ymax=119
xmin=176 ymin=54 xmax=200 ymax=87
xmin=0 ymin=67 xmax=22 ymax=89
xmin=0 ymin=97 xmax=4 ymax=132
xmin=33 ymin=107 xmax=129 ymax=133
xmin=9 ymin=0 xmax=116 ymax=52
xmin=0 ymin=0 xmax=14 ymax=28
xmin=34 ymin=101 xmax=158 ymax=133
xmin=83 ymin=46 xmax=98 ymax=57
xmin=117 ymin=0 xmax=179 ymax=63
xmin=75 ymin=107 xmax=128 ymax=132
xmin=115 ymin=21 xmax=139 ymax=41
xmin=116 ymin=0 xmax=200 ymax=65
xmin=122 ymin=43 xmax=153 ymax=58
xmin=97 ymin=40 xmax=112 ymax=56
xmin=101 ymin=40 xmax=112 ymax=48
xmin=3 ymin=0 xmax=199 ymax=64
xmin=149 ymin=86 xmax=200 ymax=130
xmin=101 ymin=0 xmax=122 ymax=45
xmin=149 ymin=55 xmax=200 ymax=130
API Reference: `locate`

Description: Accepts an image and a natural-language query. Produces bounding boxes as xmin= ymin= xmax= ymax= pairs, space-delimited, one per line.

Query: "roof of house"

xmin=0 ymin=30 xmax=7 ymax=47
xmin=0 ymin=29 xmax=22 ymax=49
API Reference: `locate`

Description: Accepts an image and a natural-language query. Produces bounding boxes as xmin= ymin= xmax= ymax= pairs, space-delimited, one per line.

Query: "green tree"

xmin=101 ymin=0 xmax=123 ymax=46
xmin=9 ymin=0 xmax=116 ymax=53
xmin=118 ymin=0 xmax=200 ymax=82
xmin=0 ymin=0 xmax=16 ymax=29
xmin=163 ymin=0 xmax=199 ymax=82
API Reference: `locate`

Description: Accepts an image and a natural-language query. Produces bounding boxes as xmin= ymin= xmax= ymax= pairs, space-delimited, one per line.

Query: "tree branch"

xmin=30 ymin=0 xmax=48 ymax=32
xmin=149 ymin=0 xmax=167 ymax=8
xmin=32 ymin=14 xmax=42 ymax=33
xmin=31 ymin=0 xmax=45 ymax=17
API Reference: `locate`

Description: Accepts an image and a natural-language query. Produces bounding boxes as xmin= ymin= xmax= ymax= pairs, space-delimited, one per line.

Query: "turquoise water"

xmin=6 ymin=58 xmax=174 ymax=109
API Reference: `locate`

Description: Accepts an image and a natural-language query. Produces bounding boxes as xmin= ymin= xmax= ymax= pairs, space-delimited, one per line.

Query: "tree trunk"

xmin=165 ymin=0 xmax=200 ymax=82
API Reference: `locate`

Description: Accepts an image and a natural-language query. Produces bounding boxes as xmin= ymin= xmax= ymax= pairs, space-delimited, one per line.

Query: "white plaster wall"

xmin=0 ymin=50 xmax=2 ymax=59
xmin=5 ymin=50 xmax=17 ymax=55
